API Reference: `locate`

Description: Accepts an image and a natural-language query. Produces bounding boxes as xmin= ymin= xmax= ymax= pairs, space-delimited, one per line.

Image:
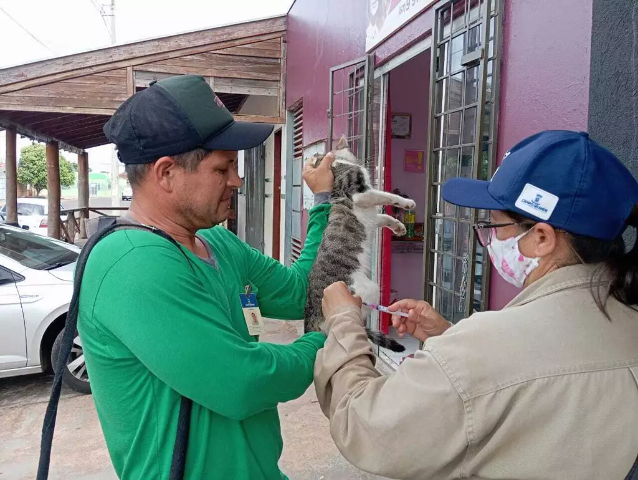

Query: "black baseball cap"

xmin=104 ymin=74 xmax=274 ymax=164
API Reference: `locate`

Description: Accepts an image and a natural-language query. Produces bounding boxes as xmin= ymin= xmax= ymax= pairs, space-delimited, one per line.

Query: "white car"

xmin=0 ymin=224 xmax=90 ymax=393
xmin=0 ymin=198 xmax=64 ymax=237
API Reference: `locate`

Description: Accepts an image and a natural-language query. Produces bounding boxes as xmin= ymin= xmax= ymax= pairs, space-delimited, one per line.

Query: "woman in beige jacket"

xmin=315 ymin=130 xmax=638 ymax=480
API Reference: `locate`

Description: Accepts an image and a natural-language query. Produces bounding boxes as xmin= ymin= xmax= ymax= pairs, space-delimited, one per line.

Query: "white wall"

xmin=239 ymin=96 xmax=279 ymax=117
xmin=263 ymin=133 xmax=275 ymax=258
xmin=280 ymin=126 xmax=287 ymax=262
xmin=236 ymin=150 xmax=246 ymax=242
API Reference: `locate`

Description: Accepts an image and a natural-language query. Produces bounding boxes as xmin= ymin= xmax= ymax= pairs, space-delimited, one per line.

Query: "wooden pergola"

xmin=0 ymin=15 xmax=286 ymax=241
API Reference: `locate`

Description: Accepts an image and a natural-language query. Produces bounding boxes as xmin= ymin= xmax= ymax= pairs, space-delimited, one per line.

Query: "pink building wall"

xmin=287 ymin=0 xmax=594 ymax=311
xmin=490 ymin=0 xmax=593 ymax=309
xmin=286 ymin=0 xmax=367 ymax=146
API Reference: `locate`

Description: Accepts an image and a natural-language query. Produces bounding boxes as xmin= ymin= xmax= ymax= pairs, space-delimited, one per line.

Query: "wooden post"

xmin=46 ymin=141 xmax=61 ymax=239
xmin=78 ymin=151 xmax=89 ymax=238
xmin=5 ymin=127 xmax=18 ymax=224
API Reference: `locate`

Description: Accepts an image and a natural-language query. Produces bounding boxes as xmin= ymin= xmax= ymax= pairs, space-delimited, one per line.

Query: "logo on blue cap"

xmin=515 ymin=184 xmax=559 ymax=221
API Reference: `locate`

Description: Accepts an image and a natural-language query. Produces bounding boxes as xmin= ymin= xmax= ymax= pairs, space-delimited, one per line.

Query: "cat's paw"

xmin=402 ymin=199 xmax=416 ymax=210
xmin=391 ymin=223 xmax=407 ymax=236
xmin=394 ymin=198 xmax=416 ymax=210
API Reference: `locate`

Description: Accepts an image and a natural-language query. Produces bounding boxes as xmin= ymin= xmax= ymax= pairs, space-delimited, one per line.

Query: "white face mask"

xmin=487 ymin=230 xmax=540 ymax=288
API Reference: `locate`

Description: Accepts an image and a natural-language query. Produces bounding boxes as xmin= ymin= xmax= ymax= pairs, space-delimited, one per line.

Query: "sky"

xmin=0 ymin=0 xmax=294 ymax=172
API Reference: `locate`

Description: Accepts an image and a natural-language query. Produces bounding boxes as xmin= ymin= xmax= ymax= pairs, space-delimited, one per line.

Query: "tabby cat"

xmin=304 ymin=136 xmax=416 ymax=352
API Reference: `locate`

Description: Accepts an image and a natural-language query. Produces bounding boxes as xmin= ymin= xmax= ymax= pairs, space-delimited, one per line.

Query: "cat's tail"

xmin=365 ymin=328 xmax=406 ymax=352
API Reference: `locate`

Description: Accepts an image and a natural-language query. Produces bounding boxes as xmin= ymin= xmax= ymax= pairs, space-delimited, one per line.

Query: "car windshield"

xmin=17 ymin=203 xmax=46 ymax=216
xmin=0 ymin=226 xmax=78 ymax=270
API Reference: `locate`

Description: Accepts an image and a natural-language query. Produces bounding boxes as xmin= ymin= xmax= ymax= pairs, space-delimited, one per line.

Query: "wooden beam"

xmin=212 ymin=77 xmax=279 ymax=96
xmin=233 ymin=114 xmax=285 ymax=124
xmin=0 ymin=104 xmax=115 ymax=116
xmin=46 ymin=141 xmax=61 ymax=239
xmin=48 ymin=123 xmax=105 ymax=141
xmin=126 ymin=66 xmax=134 ymax=97
xmin=0 ymin=118 xmax=84 ymax=154
xmin=215 ymin=38 xmax=283 ymax=59
xmin=45 ymin=117 xmax=108 ymax=136
xmin=137 ymin=62 xmax=280 ymax=82
xmin=0 ymin=94 xmax=122 ymax=110
xmin=134 ymin=73 xmax=279 ymax=97
xmin=78 ymin=151 xmax=89 ymax=239
xmin=16 ymin=113 xmax=82 ymax=128
xmin=5 ymin=127 xmax=17 ymax=224
xmin=0 ymin=20 xmax=286 ymax=93
xmin=63 ymin=131 xmax=110 ymax=144
xmin=0 ymin=33 xmax=281 ymax=96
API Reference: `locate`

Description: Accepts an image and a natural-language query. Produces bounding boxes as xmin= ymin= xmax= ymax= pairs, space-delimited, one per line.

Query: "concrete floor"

xmin=0 ymin=320 xmax=389 ymax=480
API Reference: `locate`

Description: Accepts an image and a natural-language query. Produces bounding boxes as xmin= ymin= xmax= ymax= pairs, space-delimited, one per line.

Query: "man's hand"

xmin=387 ymin=299 xmax=451 ymax=343
xmin=322 ymin=281 xmax=362 ymax=319
xmin=303 ymin=152 xmax=335 ymax=194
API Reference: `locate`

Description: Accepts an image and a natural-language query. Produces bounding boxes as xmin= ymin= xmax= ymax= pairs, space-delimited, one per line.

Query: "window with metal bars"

xmin=425 ymin=0 xmax=502 ymax=322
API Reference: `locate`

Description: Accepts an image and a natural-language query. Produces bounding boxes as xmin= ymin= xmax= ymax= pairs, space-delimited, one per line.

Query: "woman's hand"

xmin=387 ymin=299 xmax=451 ymax=342
xmin=322 ymin=281 xmax=362 ymax=319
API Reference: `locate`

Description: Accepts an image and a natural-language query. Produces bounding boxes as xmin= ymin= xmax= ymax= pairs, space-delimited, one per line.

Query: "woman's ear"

xmin=521 ymin=223 xmax=558 ymax=258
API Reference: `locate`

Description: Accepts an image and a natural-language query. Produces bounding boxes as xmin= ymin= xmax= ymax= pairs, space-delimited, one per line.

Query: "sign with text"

xmin=404 ymin=149 xmax=425 ymax=173
xmin=366 ymin=0 xmax=437 ymax=51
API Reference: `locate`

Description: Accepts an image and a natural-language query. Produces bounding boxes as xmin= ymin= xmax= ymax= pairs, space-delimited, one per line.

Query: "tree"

xmin=17 ymin=144 xmax=76 ymax=197
xmin=69 ymin=162 xmax=78 ymax=172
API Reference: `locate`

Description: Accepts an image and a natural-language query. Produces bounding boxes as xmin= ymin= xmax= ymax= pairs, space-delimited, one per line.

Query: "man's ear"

xmin=335 ymin=135 xmax=349 ymax=150
xmin=152 ymin=156 xmax=178 ymax=192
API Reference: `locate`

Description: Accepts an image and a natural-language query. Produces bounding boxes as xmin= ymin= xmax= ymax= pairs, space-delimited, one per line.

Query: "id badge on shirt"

xmin=239 ymin=291 xmax=265 ymax=336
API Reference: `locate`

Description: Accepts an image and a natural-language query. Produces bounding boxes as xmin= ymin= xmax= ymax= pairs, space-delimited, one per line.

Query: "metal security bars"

xmin=328 ymin=55 xmax=377 ymax=182
xmin=424 ymin=0 xmax=502 ymax=322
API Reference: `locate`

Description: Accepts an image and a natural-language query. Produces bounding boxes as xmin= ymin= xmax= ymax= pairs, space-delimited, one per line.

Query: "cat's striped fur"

xmin=304 ymin=137 xmax=416 ymax=352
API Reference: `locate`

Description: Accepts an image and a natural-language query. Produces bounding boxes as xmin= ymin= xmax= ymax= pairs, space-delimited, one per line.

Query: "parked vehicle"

xmin=0 ymin=198 xmax=64 ymax=237
xmin=0 ymin=225 xmax=90 ymax=394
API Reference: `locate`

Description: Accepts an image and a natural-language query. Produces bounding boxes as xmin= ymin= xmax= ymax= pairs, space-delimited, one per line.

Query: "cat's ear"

xmin=335 ymin=135 xmax=349 ymax=150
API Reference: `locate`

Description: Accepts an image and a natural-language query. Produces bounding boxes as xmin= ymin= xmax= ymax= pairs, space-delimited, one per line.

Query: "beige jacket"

xmin=314 ymin=265 xmax=638 ymax=480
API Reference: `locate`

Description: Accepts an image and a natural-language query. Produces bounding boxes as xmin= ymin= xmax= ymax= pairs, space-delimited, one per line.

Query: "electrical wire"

xmin=0 ymin=5 xmax=55 ymax=54
xmin=87 ymin=0 xmax=112 ymax=41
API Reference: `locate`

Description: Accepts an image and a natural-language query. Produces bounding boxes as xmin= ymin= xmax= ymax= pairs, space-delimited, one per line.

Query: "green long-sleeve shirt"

xmin=78 ymin=203 xmax=330 ymax=479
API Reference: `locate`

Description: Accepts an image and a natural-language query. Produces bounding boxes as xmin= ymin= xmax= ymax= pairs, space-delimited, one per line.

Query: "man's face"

xmin=174 ymin=150 xmax=241 ymax=229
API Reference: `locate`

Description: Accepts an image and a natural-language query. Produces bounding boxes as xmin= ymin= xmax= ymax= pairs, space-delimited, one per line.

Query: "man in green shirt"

xmin=78 ymin=75 xmax=334 ymax=479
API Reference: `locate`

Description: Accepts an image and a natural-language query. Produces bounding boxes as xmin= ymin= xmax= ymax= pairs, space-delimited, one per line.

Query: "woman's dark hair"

xmin=506 ymin=205 xmax=638 ymax=316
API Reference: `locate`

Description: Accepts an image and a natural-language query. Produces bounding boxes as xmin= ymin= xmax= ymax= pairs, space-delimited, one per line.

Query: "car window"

xmin=0 ymin=267 xmax=15 ymax=285
xmin=0 ymin=205 xmax=5 ymax=214
xmin=0 ymin=226 xmax=78 ymax=270
xmin=17 ymin=203 xmax=45 ymax=216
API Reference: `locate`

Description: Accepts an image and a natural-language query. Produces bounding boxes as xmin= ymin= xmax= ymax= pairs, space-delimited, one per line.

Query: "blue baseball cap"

xmin=442 ymin=130 xmax=638 ymax=241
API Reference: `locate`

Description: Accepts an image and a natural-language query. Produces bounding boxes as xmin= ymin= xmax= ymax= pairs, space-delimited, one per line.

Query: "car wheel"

xmin=51 ymin=328 xmax=91 ymax=394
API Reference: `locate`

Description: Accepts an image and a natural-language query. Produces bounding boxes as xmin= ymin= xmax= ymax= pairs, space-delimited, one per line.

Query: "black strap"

xmin=37 ymin=218 xmax=193 ymax=480
xmin=626 ymin=455 xmax=638 ymax=480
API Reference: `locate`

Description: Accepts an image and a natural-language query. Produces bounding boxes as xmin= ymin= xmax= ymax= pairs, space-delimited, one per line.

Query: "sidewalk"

xmin=0 ymin=320 xmax=388 ymax=480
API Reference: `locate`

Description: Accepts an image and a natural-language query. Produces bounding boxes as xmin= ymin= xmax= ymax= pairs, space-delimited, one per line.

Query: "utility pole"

xmin=108 ymin=0 xmax=120 ymax=208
